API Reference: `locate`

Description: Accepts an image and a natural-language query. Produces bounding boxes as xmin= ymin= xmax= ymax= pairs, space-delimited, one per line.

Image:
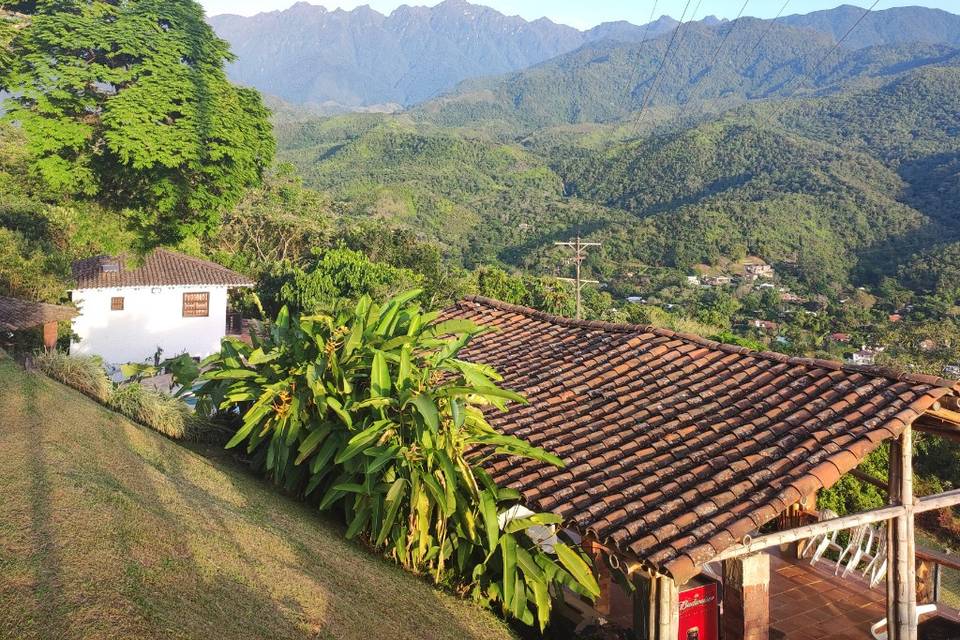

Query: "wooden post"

xmin=655 ymin=575 xmax=679 ymax=640
xmin=42 ymin=321 xmax=58 ymax=350
xmin=886 ymin=426 xmax=917 ymax=640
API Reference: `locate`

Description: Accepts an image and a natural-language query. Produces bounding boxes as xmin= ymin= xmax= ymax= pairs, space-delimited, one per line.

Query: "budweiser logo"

xmin=679 ymin=594 xmax=716 ymax=612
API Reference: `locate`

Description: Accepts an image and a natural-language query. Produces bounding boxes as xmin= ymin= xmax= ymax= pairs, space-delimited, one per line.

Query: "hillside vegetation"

xmin=0 ymin=355 xmax=514 ymax=640
xmin=273 ymin=64 xmax=960 ymax=292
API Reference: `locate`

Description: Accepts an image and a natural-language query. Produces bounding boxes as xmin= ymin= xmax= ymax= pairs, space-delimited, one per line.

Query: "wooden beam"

xmin=712 ymin=486 xmax=960 ymax=563
xmin=887 ymin=426 xmax=918 ymax=640
xmin=850 ymin=468 xmax=888 ymax=492
xmin=887 ymin=437 xmax=900 ymax=637
xmin=913 ymin=418 xmax=960 ymax=443
xmin=712 ymin=504 xmax=906 ymax=561
xmin=655 ymin=575 xmax=679 ymax=640
xmin=923 ymin=407 xmax=960 ymax=426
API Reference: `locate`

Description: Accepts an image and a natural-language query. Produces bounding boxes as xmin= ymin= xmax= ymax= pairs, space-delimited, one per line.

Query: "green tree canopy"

xmin=2 ymin=0 xmax=274 ymax=247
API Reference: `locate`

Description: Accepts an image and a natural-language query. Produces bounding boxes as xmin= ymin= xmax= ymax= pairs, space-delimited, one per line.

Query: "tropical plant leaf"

xmin=411 ymin=393 xmax=440 ymax=432
xmin=554 ymin=542 xmax=600 ymax=598
xmin=370 ymin=349 xmax=390 ymax=397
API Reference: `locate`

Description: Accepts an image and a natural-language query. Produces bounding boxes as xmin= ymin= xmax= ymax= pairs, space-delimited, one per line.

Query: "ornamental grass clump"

xmin=33 ymin=350 xmax=112 ymax=403
xmin=193 ymin=290 xmax=600 ymax=629
xmin=108 ymin=383 xmax=195 ymax=440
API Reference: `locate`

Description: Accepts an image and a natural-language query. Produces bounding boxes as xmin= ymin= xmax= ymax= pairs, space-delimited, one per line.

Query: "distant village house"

xmin=744 ymin=263 xmax=774 ymax=280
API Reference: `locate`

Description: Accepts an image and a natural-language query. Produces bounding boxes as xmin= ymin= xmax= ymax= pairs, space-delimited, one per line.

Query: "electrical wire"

xmin=765 ymin=0 xmax=881 ymax=126
xmin=625 ymin=1 xmax=661 ymax=106
xmin=678 ymin=0 xmax=750 ymax=118
xmin=632 ymin=0 xmax=694 ymax=131
xmin=748 ymin=0 xmax=791 ymax=59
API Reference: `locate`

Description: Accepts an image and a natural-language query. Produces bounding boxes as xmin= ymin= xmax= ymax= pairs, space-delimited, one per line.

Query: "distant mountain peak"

xmin=211 ymin=3 xmax=960 ymax=108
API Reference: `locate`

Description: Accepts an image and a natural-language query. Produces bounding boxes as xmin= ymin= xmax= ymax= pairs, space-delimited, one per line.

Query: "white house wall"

xmin=70 ymin=285 xmax=230 ymax=365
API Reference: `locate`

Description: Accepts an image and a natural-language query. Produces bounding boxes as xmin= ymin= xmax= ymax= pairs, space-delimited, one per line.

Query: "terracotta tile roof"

xmin=0 ymin=296 xmax=77 ymax=332
xmin=72 ymin=249 xmax=255 ymax=290
xmin=444 ymin=296 xmax=960 ymax=584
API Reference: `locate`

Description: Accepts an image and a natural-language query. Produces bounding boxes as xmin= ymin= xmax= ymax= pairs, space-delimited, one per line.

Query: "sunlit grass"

xmin=0 ymin=353 xmax=515 ymax=640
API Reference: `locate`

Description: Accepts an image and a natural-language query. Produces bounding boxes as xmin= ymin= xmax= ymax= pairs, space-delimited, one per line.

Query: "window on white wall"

xmin=182 ymin=292 xmax=209 ymax=318
xmin=111 ymin=296 xmax=124 ymax=311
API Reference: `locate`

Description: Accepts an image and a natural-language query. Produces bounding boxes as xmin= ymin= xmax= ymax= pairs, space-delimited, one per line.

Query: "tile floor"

xmin=769 ymin=550 xmax=886 ymax=640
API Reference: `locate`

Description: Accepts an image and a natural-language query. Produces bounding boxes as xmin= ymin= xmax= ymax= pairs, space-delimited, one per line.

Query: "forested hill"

xmin=781 ymin=5 xmax=960 ymax=49
xmin=414 ymin=18 xmax=960 ymax=132
xmin=274 ymin=64 xmax=960 ymax=291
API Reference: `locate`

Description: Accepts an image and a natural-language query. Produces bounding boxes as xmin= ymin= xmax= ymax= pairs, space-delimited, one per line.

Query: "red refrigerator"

xmin=678 ymin=582 xmax=719 ymax=640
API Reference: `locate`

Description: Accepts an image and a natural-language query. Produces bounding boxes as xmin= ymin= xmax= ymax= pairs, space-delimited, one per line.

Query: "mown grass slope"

xmin=0 ymin=355 xmax=514 ymax=640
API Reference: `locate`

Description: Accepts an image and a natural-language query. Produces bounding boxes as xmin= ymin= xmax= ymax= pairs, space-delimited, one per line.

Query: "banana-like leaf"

xmin=370 ymin=350 xmax=390 ymax=397
xmin=501 ymin=533 xmax=517 ymax=605
xmin=530 ymin=577 xmax=551 ymax=631
xmin=411 ymin=394 xmax=440 ymax=432
xmin=479 ymin=489 xmax=499 ymax=553
xmin=424 ymin=319 xmax=477 ymax=338
xmin=421 ymin=473 xmax=451 ymax=517
xmin=397 ymin=343 xmax=413 ymax=389
xmin=326 ymin=396 xmax=352 ymax=428
xmin=205 ymin=368 xmax=260 ymax=380
xmin=247 ymin=347 xmax=280 ymax=365
xmin=472 ymin=434 xmax=564 ymax=467
xmin=295 ymin=425 xmax=331 ymax=465
xmin=345 ymin=505 xmax=371 ymax=539
xmin=553 ymin=542 xmax=600 ymax=598
xmin=503 ymin=513 xmax=563 ymax=533
xmin=365 ymin=444 xmax=400 ymax=475
xmin=376 ymin=478 xmax=407 ymax=546
xmin=335 ymin=420 xmax=388 ymax=463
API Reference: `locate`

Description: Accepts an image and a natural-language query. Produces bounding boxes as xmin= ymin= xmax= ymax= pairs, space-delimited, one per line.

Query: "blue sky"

xmin=200 ymin=1 xmax=959 ymax=28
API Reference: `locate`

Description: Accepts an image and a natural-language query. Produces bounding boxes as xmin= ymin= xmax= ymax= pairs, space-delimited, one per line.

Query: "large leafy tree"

xmin=193 ymin=291 xmax=600 ymax=628
xmin=1 ymin=0 xmax=274 ymax=246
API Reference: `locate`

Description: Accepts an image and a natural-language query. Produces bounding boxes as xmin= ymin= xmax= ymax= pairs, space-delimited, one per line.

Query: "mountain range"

xmin=209 ymin=0 xmax=698 ymax=108
xmin=415 ymin=19 xmax=960 ymax=132
xmin=209 ymin=2 xmax=960 ymax=110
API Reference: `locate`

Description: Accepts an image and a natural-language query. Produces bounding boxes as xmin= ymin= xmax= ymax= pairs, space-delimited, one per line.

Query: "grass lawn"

xmin=0 ymin=354 xmax=515 ymax=640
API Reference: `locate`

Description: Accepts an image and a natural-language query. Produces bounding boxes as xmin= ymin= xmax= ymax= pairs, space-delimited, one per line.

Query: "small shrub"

xmin=108 ymin=383 xmax=195 ymax=440
xmin=33 ymin=350 xmax=112 ymax=402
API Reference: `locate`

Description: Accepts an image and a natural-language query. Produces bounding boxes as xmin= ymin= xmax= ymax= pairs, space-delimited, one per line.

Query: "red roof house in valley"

xmin=443 ymin=296 xmax=960 ymax=639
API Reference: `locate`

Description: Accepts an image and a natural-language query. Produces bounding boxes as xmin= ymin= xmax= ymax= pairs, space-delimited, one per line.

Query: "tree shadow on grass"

xmin=20 ymin=373 xmax=70 ymax=640
xmin=15 ymin=373 xmax=309 ymax=640
xmin=108 ymin=422 xmax=511 ymax=640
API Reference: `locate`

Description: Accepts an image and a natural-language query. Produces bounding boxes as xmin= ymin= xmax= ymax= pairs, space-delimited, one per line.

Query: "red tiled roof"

xmin=72 ymin=249 xmax=254 ymax=289
xmin=444 ymin=296 xmax=960 ymax=584
xmin=0 ymin=296 xmax=77 ymax=332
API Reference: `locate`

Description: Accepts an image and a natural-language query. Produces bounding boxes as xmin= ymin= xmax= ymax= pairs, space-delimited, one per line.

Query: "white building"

xmin=70 ymin=249 xmax=254 ymax=365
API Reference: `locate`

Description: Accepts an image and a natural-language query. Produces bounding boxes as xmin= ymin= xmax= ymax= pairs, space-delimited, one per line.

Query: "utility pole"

xmin=555 ymin=236 xmax=601 ymax=320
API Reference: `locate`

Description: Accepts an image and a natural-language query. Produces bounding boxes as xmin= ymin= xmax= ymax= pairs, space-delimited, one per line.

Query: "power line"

xmin=748 ymin=0 xmax=791 ymax=59
xmin=710 ymin=0 xmax=750 ymax=65
xmin=678 ymin=0 xmax=750 ymax=118
xmin=764 ymin=0 xmax=881 ymax=126
xmin=626 ymin=1 xmax=661 ymax=106
xmin=632 ymin=0 xmax=694 ymax=131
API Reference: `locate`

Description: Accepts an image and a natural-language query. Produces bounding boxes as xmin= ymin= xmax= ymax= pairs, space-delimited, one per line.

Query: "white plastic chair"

xmin=860 ymin=527 xmax=888 ymax=588
xmin=836 ymin=524 xmax=869 ymax=574
xmin=841 ymin=524 xmax=876 ymax=578
xmin=803 ymin=509 xmax=842 ymax=564
xmin=870 ymin=603 xmax=938 ymax=640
